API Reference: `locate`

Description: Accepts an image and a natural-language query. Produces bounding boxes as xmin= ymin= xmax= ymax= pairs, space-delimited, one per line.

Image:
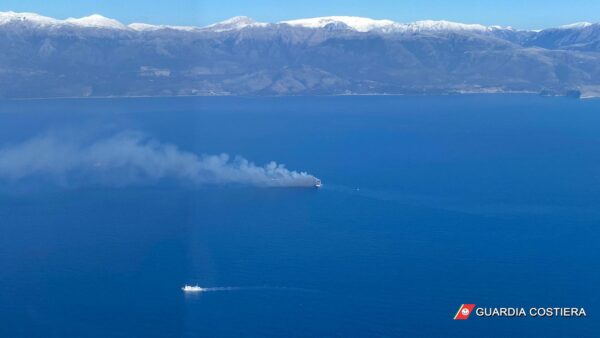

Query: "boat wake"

xmin=182 ymin=285 xmax=313 ymax=293
xmin=196 ymin=287 xmax=243 ymax=292
xmin=182 ymin=285 xmax=254 ymax=292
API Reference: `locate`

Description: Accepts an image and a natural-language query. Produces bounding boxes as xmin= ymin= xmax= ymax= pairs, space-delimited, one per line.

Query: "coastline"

xmin=1 ymin=90 xmax=595 ymax=102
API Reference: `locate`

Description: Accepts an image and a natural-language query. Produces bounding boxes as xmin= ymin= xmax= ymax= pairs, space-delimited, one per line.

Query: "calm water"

xmin=0 ymin=95 xmax=598 ymax=337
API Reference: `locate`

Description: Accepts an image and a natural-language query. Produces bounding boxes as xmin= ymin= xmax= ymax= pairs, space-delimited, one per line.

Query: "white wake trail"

xmin=199 ymin=287 xmax=244 ymax=292
xmin=182 ymin=285 xmax=316 ymax=293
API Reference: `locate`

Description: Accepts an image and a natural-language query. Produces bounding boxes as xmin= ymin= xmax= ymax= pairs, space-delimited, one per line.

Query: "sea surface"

xmin=0 ymin=95 xmax=598 ymax=337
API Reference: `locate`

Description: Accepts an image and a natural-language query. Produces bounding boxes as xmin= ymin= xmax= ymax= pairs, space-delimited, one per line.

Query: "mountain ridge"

xmin=1 ymin=11 xmax=593 ymax=32
xmin=0 ymin=11 xmax=599 ymax=98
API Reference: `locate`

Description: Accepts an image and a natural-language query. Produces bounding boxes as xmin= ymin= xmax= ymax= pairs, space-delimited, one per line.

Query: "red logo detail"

xmin=454 ymin=304 xmax=476 ymax=320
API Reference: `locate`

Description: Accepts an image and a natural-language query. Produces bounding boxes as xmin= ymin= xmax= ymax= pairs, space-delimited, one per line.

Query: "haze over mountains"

xmin=1 ymin=11 xmax=600 ymax=98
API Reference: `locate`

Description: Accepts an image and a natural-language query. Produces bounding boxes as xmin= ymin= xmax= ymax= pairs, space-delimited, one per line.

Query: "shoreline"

xmin=1 ymin=91 xmax=595 ymax=102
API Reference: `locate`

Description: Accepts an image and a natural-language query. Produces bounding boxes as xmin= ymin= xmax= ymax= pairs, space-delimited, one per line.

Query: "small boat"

xmin=182 ymin=285 xmax=204 ymax=292
xmin=314 ymin=179 xmax=322 ymax=188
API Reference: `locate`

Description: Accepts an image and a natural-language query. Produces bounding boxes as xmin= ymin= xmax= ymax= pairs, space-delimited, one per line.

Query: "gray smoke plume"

xmin=0 ymin=132 xmax=319 ymax=187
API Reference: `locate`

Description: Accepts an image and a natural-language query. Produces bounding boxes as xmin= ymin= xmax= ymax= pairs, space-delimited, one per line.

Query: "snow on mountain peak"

xmin=65 ymin=14 xmax=127 ymax=29
xmin=559 ymin=22 xmax=593 ymax=29
xmin=280 ymin=16 xmax=500 ymax=33
xmin=407 ymin=20 xmax=488 ymax=32
xmin=218 ymin=16 xmax=256 ymax=25
xmin=128 ymin=22 xmax=198 ymax=32
xmin=0 ymin=11 xmax=60 ymax=26
xmin=281 ymin=16 xmax=396 ymax=32
xmin=0 ymin=11 xmax=557 ymax=34
xmin=203 ymin=16 xmax=268 ymax=32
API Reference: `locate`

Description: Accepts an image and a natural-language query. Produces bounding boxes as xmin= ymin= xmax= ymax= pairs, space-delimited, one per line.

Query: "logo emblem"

xmin=454 ymin=304 xmax=476 ymax=320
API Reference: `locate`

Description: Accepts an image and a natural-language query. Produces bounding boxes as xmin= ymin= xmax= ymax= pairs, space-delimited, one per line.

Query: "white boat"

xmin=182 ymin=284 xmax=204 ymax=292
xmin=314 ymin=179 xmax=322 ymax=188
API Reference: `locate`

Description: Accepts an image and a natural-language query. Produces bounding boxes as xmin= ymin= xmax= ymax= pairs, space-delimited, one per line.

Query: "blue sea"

xmin=0 ymin=95 xmax=598 ymax=337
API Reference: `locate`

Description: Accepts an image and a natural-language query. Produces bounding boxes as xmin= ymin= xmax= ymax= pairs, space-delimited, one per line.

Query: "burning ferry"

xmin=182 ymin=285 xmax=204 ymax=292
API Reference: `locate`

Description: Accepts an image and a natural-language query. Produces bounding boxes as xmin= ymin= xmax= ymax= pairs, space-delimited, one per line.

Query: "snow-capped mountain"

xmin=0 ymin=11 xmax=593 ymax=35
xmin=280 ymin=16 xmax=398 ymax=32
xmin=525 ymin=22 xmax=600 ymax=50
xmin=64 ymin=14 xmax=128 ymax=29
xmin=0 ymin=11 xmax=129 ymax=30
xmin=128 ymin=23 xmax=199 ymax=32
xmin=559 ymin=22 xmax=594 ymax=29
xmin=0 ymin=11 xmax=599 ymax=98
xmin=0 ymin=11 xmax=513 ymax=33
xmin=202 ymin=16 xmax=268 ymax=32
xmin=279 ymin=16 xmax=508 ymax=33
xmin=0 ymin=11 xmax=61 ymax=27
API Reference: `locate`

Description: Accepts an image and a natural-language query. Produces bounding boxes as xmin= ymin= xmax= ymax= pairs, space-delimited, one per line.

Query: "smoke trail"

xmin=0 ymin=132 xmax=319 ymax=187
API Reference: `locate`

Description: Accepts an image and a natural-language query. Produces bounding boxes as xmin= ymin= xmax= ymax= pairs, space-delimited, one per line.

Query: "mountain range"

xmin=1 ymin=11 xmax=599 ymax=98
